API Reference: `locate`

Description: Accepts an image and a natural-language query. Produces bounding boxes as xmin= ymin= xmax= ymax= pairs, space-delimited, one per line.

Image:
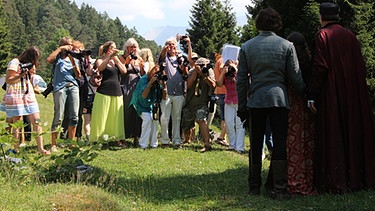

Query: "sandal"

xmin=216 ymin=138 xmax=229 ymax=147
xmin=38 ymin=150 xmax=51 ymax=156
xmin=200 ymin=145 xmax=212 ymax=153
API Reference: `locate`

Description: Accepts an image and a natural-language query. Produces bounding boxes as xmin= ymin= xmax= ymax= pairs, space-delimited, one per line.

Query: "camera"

xmin=208 ymin=95 xmax=219 ymax=113
xmin=152 ymin=102 xmax=160 ymax=120
xmin=198 ymin=63 xmax=213 ymax=74
xmin=180 ymin=35 xmax=188 ymax=45
xmin=156 ymin=70 xmax=168 ymax=82
xmin=225 ymin=66 xmax=236 ymax=77
xmin=19 ymin=62 xmax=33 ymax=74
xmin=177 ymin=55 xmax=189 ymax=67
xmin=130 ymin=52 xmax=138 ymax=60
xmin=42 ymin=82 xmax=54 ymax=98
xmin=67 ymin=49 xmax=91 ymax=60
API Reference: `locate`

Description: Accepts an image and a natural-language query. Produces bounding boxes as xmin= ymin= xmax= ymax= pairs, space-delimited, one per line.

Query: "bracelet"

xmin=146 ymin=83 xmax=152 ymax=88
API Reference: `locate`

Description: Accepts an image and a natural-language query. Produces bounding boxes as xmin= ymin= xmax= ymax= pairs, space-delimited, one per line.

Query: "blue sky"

xmin=73 ymin=0 xmax=251 ymax=36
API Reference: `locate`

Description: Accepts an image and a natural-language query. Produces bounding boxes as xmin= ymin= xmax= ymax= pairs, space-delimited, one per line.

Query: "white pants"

xmin=160 ymin=95 xmax=184 ymax=145
xmin=224 ymin=103 xmax=245 ymax=151
xmin=139 ymin=112 xmax=159 ymax=149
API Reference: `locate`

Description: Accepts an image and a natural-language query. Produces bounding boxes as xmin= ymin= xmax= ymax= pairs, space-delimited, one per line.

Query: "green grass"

xmin=1 ymin=89 xmax=375 ymax=210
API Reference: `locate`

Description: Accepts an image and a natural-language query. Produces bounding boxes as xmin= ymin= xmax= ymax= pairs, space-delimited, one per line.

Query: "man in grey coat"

xmin=236 ymin=8 xmax=305 ymax=199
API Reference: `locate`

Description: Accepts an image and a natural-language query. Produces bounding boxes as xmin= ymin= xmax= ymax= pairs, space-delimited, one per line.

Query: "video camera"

xmin=67 ymin=49 xmax=92 ymax=60
xmin=19 ymin=62 xmax=33 ymax=74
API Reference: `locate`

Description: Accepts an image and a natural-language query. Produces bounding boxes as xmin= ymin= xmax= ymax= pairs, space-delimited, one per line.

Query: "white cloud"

xmin=73 ymin=0 xmax=252 ymax=35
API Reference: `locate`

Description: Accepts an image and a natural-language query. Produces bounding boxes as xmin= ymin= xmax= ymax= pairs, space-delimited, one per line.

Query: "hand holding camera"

xmin=176 ymin=34 xmax=189 ymax=45
xmin=19 ymin=62 xmax=33 ymax=75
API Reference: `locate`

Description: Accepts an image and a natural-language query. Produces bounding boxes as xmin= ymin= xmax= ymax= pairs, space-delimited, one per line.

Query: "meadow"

xmin=0 ymin=88 xmax=374 ymax=210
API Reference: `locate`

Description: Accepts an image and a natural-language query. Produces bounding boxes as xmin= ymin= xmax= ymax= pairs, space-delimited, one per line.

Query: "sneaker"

xmin=19 ymin=143 xmax=27 ymax=147
xmin=50 ymin=145 xmax=58 ymax=153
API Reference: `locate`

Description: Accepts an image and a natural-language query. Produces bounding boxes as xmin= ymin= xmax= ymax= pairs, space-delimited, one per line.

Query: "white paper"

xmin=222 ymin=44 xmax=240 ymax=63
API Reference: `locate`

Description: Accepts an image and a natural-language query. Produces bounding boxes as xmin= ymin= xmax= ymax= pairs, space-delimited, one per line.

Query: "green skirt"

xmin=90 ymin=92 xmax=125 ymax=141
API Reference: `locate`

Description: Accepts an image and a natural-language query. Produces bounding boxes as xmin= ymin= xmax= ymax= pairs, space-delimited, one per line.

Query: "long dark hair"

xmin=18 ymin=46 xmax=41 ymax=68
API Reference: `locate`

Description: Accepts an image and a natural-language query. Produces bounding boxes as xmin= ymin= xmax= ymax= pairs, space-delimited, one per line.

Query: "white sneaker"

xmin=19 ymin=143 xmax=27 ymax=147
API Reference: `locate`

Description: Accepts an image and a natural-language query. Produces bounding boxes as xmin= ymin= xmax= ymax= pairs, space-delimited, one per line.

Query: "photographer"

xmin=129 ymin=65 xmax=167 ymax=149
xmin=46 ymin=36 xmax=81 ymax=152
xmin=0 ymin=46 xmax=50 ymax=155
xmin=216 ymin=59 xmax=245 ymax=154
xmin=182 ymin=57 xmax=216 ymax=152
xmin=157 ymin=36 xmax=187 ymax=148
xmin=119 ymin=38 xmax=144 ymax=147
xmin=60 ymin=40 xmax=94 ymax=141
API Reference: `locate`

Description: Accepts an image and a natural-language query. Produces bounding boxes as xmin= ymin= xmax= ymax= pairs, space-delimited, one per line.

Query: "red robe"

xmin=308 ymin=22 xmax=375 ymax=193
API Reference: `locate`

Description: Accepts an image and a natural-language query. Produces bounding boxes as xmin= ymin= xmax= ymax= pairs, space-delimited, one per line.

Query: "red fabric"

xmin=308 ymin=23 xmax=375 ymax=193
xmin=287 ymin=87 xmax=317 ymax=195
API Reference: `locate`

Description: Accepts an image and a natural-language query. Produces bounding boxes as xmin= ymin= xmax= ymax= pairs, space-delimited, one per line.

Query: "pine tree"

xmin=0 ymin=0 xmax=13 ymax=75
xmin=187 ymin=0 xmax=238 ymax=58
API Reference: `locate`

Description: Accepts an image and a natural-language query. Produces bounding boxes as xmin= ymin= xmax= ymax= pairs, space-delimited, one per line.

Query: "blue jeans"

xmin=51 ymin=85 xmax=79 ymax=131
xmin=217 ymin=94 xmax=225 ymax=121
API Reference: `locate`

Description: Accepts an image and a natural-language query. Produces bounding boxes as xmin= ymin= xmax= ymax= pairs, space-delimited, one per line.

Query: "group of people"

xmin=237 ymin=2 xmax=375 ymax=199
xmin=2 ymin=1 xmax=375 ymax=199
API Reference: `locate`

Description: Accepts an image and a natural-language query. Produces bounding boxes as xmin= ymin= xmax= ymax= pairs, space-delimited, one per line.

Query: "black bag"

xmin=89 ymin=70 xmax=102 ymax=87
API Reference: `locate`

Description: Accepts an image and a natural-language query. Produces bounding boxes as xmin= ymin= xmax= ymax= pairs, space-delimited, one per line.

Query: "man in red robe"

xmin=307 ymin=2 xmax=375 ymax=193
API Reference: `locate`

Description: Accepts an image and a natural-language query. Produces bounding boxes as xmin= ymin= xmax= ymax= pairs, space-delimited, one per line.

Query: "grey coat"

xmin=236 ymin=31 xmax=305 ymax=109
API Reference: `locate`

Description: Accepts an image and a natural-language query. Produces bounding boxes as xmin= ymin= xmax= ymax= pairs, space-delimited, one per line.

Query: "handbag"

xmin=89 ymin=70 xmax=102 ymax=87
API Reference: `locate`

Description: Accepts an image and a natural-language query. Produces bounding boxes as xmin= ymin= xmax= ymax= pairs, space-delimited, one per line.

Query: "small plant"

xmin=33 ymin=138 xmax=100 ymax=183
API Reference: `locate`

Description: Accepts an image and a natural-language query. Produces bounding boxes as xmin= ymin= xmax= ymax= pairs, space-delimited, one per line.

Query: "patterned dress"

xmin=286 ymin=86 xmax=316 ymax=195
xmin=0 ymin=58 xmax=39 ymax=117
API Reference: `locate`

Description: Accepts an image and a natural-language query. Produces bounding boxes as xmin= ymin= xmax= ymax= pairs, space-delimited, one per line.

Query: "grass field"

xmin=1 ymin=88 xmax=375 ymax=210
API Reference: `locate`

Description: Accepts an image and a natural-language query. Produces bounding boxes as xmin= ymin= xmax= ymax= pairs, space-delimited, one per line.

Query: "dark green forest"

xmin=0 ymin=0 xmax=160 ymax=79
xmin=0 ymin=0 xmax=374 ymax=83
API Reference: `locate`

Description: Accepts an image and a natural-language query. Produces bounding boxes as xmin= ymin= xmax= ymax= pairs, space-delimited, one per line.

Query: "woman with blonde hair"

xmin=140 ymin=48 xmax=155 ymax=73
xmin=120 ymin=38 xmax=144 ymax=147
xmin=90 ymin=41 xmax=127 ymax=142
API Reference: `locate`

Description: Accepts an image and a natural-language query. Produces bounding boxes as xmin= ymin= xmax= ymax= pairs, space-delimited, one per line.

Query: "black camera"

xmin=67 ymin=49 xmax=91 ymax=60
xmin=130 ymin=52 xmax=138 ymax=60
xmin=208 ymin=95 xmax=219 ymax=113
xmin=198 ymin=63 xmax=213 ymax=74
xmin=225 ymin=66 xmax=236 ymax=77
xmin=156 ymin=71 xmax=168 ymax=82
xmin=177 ymin=55 xmax=189 ymax=67
xmin=42 ymin=82 xmax=54 ymax=98
xmin=152 ymin=102 xmax=160 ymax=120
xmin=180 ymin=35 xmax=188 ymax=45
xmin=19 ymin=62 xmax=33 ymax=74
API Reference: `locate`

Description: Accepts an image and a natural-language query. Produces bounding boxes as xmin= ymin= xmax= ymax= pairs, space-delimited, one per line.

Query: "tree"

xmin=243 ymin=0 xmax=375 ymax=77
xmin=0 ymin=0 xmax=12 ymax=74
xmin=187 ymin=0 xmax=238 ymax=58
